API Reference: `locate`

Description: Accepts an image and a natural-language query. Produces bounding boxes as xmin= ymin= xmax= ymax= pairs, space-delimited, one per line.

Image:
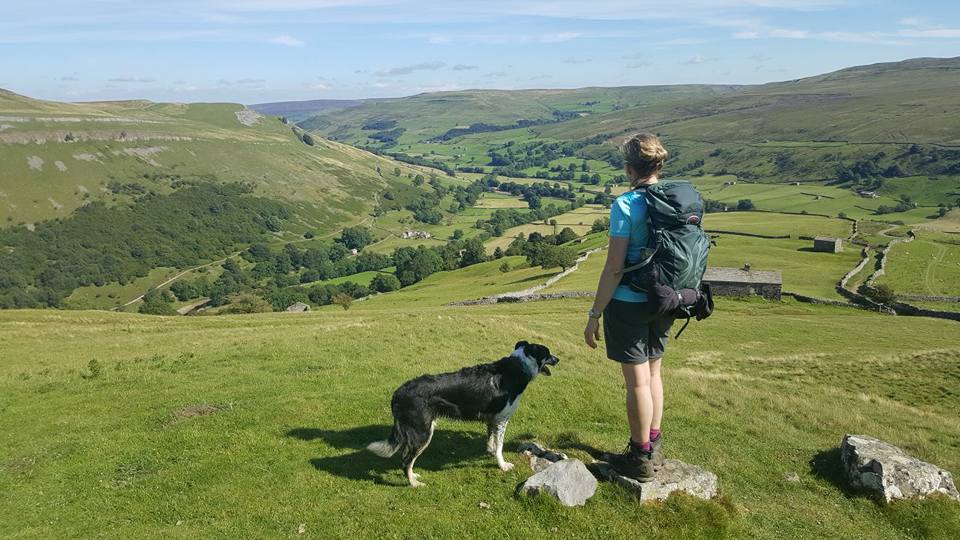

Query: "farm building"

xmin=703 ymin=267 xmax=782 ymax=300
xmin=285 ymin=302 xmax=310 ymax=312
xmin=401 ymin=230 xmax=433 ymax=239
xmin=813 ymin=236 xmax=843 ymax=253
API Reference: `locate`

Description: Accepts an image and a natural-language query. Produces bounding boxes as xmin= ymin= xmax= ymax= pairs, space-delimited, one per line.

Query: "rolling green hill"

xmin=0 ymin=89 xmax=424 ymax=229
xmin=298 ymin=57 xmax=960 ymax=209
xmin=2 ymin=297 xmax=958 ymax=538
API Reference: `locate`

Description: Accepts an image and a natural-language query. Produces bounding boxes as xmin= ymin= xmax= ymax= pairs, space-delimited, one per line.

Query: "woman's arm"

xmin=584 ymin=236 xmax=628 ymax=348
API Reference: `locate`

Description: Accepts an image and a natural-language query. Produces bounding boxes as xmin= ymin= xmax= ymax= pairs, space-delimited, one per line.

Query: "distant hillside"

xmin=0 ymin=90 xmax=423 ymax=229
xmin=0 ymin=89 xmax=434 ymax=308
xmin=297 ymin=57 xmax=960 ymax=203
xmin=296 ymin=85 xmax=740 ymax=145
xmin=249 ymin=98 xmax=367 ymax=122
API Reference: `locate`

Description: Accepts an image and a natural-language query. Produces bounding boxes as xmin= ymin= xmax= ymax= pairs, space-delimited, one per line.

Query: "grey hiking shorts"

xmin=602 ymin=299 xmax=675 ymax=364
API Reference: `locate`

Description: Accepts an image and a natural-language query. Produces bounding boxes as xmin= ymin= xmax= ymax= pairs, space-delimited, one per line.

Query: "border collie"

xmin=366 ymin=341 xmax=559 ymax=487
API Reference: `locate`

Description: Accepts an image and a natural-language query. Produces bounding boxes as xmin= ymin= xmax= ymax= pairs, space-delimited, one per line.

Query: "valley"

xmin=1 ymin=55 xmax=959 ymax=538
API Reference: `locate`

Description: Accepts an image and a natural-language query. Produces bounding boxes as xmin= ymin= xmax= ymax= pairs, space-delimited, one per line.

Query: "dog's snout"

xmin=547 ymin=355 xmax=559 ymax=365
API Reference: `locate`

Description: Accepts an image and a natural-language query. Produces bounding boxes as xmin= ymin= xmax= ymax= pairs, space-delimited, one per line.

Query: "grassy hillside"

xmin=1 ymin=299 xmax=958 ymax=538
xmin=0 ymin=89 xmax=424 ymax=229
xmin=298 ymin=57 xmax=960 ymax=217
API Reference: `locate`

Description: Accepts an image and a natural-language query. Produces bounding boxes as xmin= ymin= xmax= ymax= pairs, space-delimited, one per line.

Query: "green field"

xmin=703 ymin=212 xmax=852 ymax=239
xmin=2 ymin=299 xmax=958 ymax=538
xmin=877 ymin=232 xmax=960 ymax=297
xmin=485 ymin=205 xmax=608 ymax=253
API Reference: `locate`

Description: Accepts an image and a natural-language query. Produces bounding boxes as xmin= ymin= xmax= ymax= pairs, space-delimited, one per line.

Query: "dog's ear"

xmin=514 ymin=340 xmax=529 ymax=350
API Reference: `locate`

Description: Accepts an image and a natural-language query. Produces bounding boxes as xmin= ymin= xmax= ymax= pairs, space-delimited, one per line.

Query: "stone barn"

xmin=703 ymin=267 xmax=782 ymax=300
xmin=813 ymin=236 xmax=843 ymax=253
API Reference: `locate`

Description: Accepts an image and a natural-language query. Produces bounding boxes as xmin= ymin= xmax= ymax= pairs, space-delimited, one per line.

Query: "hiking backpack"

xmin=620 ymin=181 xmax=713 ymax=337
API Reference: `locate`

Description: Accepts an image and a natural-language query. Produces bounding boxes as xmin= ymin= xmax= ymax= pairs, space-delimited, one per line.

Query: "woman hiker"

xmin=583 ymin=133 xmax=672 ymax=482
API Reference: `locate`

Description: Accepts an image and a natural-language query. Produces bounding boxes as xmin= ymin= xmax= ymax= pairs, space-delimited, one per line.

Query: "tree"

xmin=524 ymin=192 xmax=542 ymax=210
xmin=459 ymin=237 xmax=487 ymax=268
xmin=370 ymin=273 xmax=401 ymax=293
xmin=867 ymin=283 xmax=896 ymax=305
xmin=169 ymin=280 xmax=198 ymax=301
xmin=556 ymin=227 xmax=578 ymax=244
xmin=591 ymin=217 xmax=610 ymax=233
xmin=938 ymin=207 xmax=948 ymax=218
xmin=393 ymin=167 xmax=401 ymax=177
xmin=499 ymin=261 xmax=511 ymax=273
xmin=528 ymin=244 xmax=578 ymax=271
xmin=332 ymin=293 xmax=353 ymax=310
xmin=247 ymin=243 xmax=272 ymax=262
xmin=413 ymin=174 xmax=425 ymax=186
xmin=492 ymin=246 xmax=505 ymax=259
xmin=338 ymin=226 xmax=374 ymax=250
xmin=139 ymin=289 xmax=176 ymax=315
xmin=737 ymin=199 xmax=755 ymax=211
xmin=224 ymin=294 xmax=273 ymax=314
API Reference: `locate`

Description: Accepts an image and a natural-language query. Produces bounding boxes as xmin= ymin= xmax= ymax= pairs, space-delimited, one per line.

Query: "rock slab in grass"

xmin=517 ymin=459 xmax=597 ymax=507
xmin=518 ymin=441 xmax=568 ymax=472
xmin=840 ymin=434 xmax=960 ymax=503
xmin=591 ymin=459 xmax=718 ymax=503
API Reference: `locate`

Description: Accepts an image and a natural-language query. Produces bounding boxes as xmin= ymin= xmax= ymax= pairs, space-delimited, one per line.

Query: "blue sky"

xmin=1 ymin=0 xmax=958 ymax=104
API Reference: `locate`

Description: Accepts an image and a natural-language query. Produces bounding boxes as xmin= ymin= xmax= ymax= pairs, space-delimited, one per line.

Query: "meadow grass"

xmin=708 ymin=236 xmax=861 ymax=300
xmin=64 ymin=267 xmax=181 ymax=310
xmin=877 ymin=232 xmax=960 ymax=296
xmin=703 ymin=212 xmax=851 ymax=239
xmin=1 ymin=300 xmax=958 ymax=538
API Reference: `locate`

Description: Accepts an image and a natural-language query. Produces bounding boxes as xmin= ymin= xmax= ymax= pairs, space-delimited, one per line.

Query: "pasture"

xmin=2 ymin=300 xmax=958 ymax=538
xmin=877 ymin=232 xmax=960 ymax=297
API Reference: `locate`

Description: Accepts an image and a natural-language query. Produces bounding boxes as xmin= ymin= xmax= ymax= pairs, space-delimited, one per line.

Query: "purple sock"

xmin=631 ymin=439 xmax=652 ymax=453
xmin=650 ymin=428 xmax=661 ymax=441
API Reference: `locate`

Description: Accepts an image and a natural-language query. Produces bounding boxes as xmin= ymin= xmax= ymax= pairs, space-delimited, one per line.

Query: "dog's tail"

xmin=366 ymin=423 xmax=402 ymax=458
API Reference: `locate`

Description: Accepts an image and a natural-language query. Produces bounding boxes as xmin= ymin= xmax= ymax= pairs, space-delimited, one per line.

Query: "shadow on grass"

xmin=549 ymin=431 xmax=609 ymax=460
xmin=809 ymin=447 xmax=872 ymax=500
xmin=287 ymin=425 xmax=490 ymax=486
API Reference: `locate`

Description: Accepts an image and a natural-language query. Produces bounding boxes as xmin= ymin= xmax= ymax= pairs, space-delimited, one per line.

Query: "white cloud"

xmin=376 ymin=61 xmax=446 ymax=76
xmin=898 ymin=27 xmax=960 ymax=39
xmin=108 ymin=76 xmax=156 ymax=83
xmin=562 ymin=57 xmax=592 ymax=64
xmin=626 ymin=61 xmax=652 ymax=69
xmin=266 ymin=34 xmax=306 ymax=47
xmin=682 ymin=55 xmax=718 ymax=65
xmin=451 ymin=64 xmax=479 ymax=71
xmin=733 ymin=23 xmax=912 ymax=45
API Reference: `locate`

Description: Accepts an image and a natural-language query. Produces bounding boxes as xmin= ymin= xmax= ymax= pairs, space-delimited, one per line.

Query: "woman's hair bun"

xmin=621 ymin=133 xmax=667 ymax=179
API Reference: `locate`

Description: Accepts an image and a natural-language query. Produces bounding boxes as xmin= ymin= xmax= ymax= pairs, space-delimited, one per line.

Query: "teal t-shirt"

xmin=609 ymin=190 xmax=650 ymax=303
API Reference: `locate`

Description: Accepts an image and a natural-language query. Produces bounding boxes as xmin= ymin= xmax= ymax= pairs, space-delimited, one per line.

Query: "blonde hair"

xmin=621 ymin=133 xmax=667 ymax=185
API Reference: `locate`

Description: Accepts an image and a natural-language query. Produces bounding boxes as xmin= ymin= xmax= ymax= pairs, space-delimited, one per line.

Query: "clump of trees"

xmin=0 ymin=183 xmax=290 ymax=309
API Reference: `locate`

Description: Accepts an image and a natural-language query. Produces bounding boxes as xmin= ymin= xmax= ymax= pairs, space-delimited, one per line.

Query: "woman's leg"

xmin=621 ymin=362 xmax=653 ymax=444
xmin=649 ymin=357 xmax=663 ymax=431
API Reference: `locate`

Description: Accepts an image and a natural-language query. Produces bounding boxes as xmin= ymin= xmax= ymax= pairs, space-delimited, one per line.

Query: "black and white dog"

xmin=367 ymin=341 xmax=559 ymax=487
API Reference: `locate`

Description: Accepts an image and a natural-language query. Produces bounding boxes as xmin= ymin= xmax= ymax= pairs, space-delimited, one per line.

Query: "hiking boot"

xmin=651 ymin=433 xmax=665 ymax=470
xmin=607 ymin=443 xmax=656 ymax=482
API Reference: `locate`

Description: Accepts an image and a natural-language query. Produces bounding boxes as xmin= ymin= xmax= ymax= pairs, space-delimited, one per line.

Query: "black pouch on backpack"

xmin=692 ymin=282 xmax=714 ymax=321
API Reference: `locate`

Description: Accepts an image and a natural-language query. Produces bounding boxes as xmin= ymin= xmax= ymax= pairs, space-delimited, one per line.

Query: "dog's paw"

xmin=498 ymin=462 xmax=515 ymax=472
xmin=409 ymin=478 xmax=426 ymax=488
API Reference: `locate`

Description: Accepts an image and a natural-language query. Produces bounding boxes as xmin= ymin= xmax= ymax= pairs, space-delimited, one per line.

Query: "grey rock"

xmin=840 ymin=434 xmax=960 ymax=503
xmin=518 ymin=441 xmax=568 ymax=472
xmin=517 ymin=459 xmax=597 ymax=507
xmin=591 ymin=459 xmax=718 ymax=503
xmin=783 ymin=472 xmax=801 ymax=484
